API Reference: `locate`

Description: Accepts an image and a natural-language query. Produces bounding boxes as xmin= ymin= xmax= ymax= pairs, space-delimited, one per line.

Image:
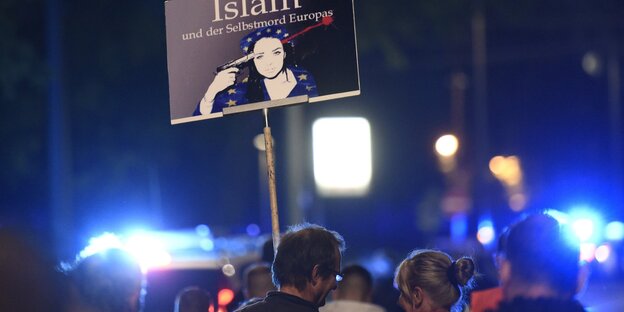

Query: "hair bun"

xmin=451 ymin=257 xmax=475 ymax=286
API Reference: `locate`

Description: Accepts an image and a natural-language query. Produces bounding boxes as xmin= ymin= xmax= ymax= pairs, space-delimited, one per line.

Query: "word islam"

xmin=213 ymin=0 xmax=303 ymax=21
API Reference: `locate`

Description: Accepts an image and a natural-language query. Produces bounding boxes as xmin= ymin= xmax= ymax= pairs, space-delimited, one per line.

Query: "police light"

xmin=595 ymin=244 xmax=611 ymax=263
xmin=79 ymin=232 xmax=124 ymax=258
xmin=605 ymin=221 xmax=624 ymax=241
xmin=477 ymin=219 xmax=495 ymax=246
xmin=313 ymin=117 xmax=372 ymax=196
xmin=579 ymin=243 xmax=596 ymax=262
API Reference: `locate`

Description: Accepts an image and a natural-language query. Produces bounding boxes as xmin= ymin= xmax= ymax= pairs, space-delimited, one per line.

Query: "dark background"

xmin=1 ymin=0 xmax=623 ymax=309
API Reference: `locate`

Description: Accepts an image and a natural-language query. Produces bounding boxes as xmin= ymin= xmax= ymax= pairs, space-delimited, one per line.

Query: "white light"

xmin=435 ymin=134 xmax=459 ymax=157
xmin=126 ymin=233 xmax=172 ymax=272
xmin=573 ymin=219 xmax=594 ymax=242
xmin=568 ymin=208 xmax=603 ymax=243
xmin=222 ymin=263 xmax=236 ymax=277
xmin=80 ymin=233 xmax=124 ymax=258
xmin=313 ymin=117 xmax=372 ymax=196
xmin=477 ymin=220 xmax=495 ymax=245
xmin=545 ymin=209 xmax=570 ymax=225
xmin=253 ymin=134 xmax=267 ymax=151
xmin=595 ymin=244 xmax=611 ymax=263
xmin=582 ymin=51 xmax=602 ymax=77
xmin=605 ymin=221 xmax=624 ymax=241
xmin=579 ymin=242 xmax=596 ymax=262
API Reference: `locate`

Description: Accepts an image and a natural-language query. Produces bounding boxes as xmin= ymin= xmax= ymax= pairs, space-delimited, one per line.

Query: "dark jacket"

xmin=235 ymin=291 xmax=319 ymax=312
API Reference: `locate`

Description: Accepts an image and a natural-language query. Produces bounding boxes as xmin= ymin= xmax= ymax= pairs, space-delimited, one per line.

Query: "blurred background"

xmin=1 ymin=0 xmax=623 ymax=311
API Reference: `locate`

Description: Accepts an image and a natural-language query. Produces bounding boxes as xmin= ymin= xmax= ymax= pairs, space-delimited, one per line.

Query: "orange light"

xmin=218 ymin=288 xmax=235 ymax=306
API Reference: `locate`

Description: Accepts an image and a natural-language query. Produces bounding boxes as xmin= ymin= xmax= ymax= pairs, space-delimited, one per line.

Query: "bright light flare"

xmin=80 ymin=233 xmax=124 ymax=258
xmin=579 ymin=243 xmax=596 ymax=262
xmin=572 ymin=219 xmax=595 ymax=242
xmin=595 ymin=244 xmax=611 ymax=263
xmin=222 ymin=263 xmax=236 ymax=277
xmin=605 ymin=221 xmax=624 ymax=241
xmin=477 ymin=220 xmax=495 ymax=245
xmin=435 ymin=134 xmax=459 ymax=157
xmin=569 ymin=208 xmax=602 ymax=243
xmin=126 ymin=233 xmax=172 ymax=272
xmin=545 ymin=209 xmax=570 ymax=225
xmin=313 ymin=117 xmax=372 ymax=196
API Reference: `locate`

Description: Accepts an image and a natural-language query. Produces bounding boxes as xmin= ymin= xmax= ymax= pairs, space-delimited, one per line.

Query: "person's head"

xmin=240 ymin=26 xmax=295 ymax=102
xmin=243 ymin=262 xmax=275 ymax=299
xmin=498 ymin=213 xmax=581 ymax=300
xmin=395 ymin=250 xmax=475 ymax=312
xmin=332 ymin=264 xmax=375 ymax=302
xmin=174 ymin=286 xmax=212 ymax=312
xmin=68 ymin=248 xmax=144 ymax=312
xmin=252 ymin=37 xmax=286 ymax=79
xmin=272 ymin=223 xmax=345 ymax=306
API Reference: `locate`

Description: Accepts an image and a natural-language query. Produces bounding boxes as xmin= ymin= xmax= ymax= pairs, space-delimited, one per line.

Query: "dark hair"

xmin=68 ymin=248 xmax=143 ymax=312
xmin=243 ymin=262 xmax=274 ymax=299
xmin=174 ymin=286 xmax=212 ymax=312
xmin=246 ymin=40 xmax=296 ymax=103
xmin=503 ymin=213 xmax=579 ymax=296
xmin=272 ymin=223 xmax=345 ymax=291
xmin=337 ymin=264 xmax=374 ymax=299
xmin=395 ymin=250 xmax=475 ymax=312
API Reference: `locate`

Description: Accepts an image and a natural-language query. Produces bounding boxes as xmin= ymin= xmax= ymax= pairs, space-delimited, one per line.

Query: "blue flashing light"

xmin=195 ymin=224 xmax=212 ymax=237
xmin=568 ymin=208 xmax=603 ymax=243
xmin=605 ymin=221 xmax=624 ymax=241
xmin=477 ymin=219 xmax=495 ymax=246
xmin=246 ymin=224 xmax=261 ymax=237
xmin=450 ymin=213 xmax=468 ymax=242
xmin=572 ymin=219 xmax=594 ymax=242
xmin=545 ymin=209 xmax=570 ymax=225
xmin=80 ymin=232 xmax=123 ymax=258
xmin=199 ymin=238 xmax=215 ymax=251
xmin=595 ymin=244 xmax=611 ymax=263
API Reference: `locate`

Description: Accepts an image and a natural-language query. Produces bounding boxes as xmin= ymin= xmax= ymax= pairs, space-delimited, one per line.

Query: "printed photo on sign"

xmin=165 ymin=0 xmax=360 ymax=124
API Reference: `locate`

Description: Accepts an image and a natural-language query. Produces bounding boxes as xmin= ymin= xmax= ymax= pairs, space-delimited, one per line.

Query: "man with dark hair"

xmin=495 ymin=213 xmax=586 ymax=311
xmin=66 ymin=248 xmax=144 ymax=312
xmin=320 ymin=264 xmax=385 ymax=312
xmin=236 ymin=223 xmax=345 ymax=312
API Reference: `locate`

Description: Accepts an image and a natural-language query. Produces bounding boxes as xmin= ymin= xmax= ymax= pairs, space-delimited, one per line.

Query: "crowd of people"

xmin=0 ymin=212 xmax=588 ymax=312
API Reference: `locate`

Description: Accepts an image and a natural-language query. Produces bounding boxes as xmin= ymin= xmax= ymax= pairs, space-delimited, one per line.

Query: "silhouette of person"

xmin=66 ymin=248 xmax=144 ymax=312
xmin=321 ymin=264 xmax=386 ymax=312
xmin=235 ymin=223 xmax=345 ymax=312
xmin=494 ymin=213 xmax=586 ymax=311
xmin=174 ymin=286 xmax=212 ymax=312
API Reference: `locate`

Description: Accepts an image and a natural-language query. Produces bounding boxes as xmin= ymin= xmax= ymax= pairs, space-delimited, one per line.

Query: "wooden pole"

xmin=263 ymin=108 xmax=280 ymax=255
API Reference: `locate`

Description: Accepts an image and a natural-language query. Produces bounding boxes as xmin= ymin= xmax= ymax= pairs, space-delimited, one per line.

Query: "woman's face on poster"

xmin=253 ymin=37 xmax=285 ymax=79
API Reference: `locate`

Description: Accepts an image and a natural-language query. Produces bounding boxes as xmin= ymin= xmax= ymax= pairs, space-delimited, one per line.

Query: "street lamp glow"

xmin=313 ymin=117 xmax=372 ymax=196
xmin=435 ymin=134 xmax=459 ymax=157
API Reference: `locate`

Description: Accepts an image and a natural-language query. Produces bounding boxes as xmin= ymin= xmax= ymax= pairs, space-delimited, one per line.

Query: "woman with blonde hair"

xmin=395 ymin=250 xmax=475 ymax=312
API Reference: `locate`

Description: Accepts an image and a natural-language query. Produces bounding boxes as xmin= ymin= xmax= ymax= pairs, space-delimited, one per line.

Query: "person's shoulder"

xmin=320 ymin=300 xmax=385 ymax=312
xmin=234 ymin=298 xmax=267 ymax=312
